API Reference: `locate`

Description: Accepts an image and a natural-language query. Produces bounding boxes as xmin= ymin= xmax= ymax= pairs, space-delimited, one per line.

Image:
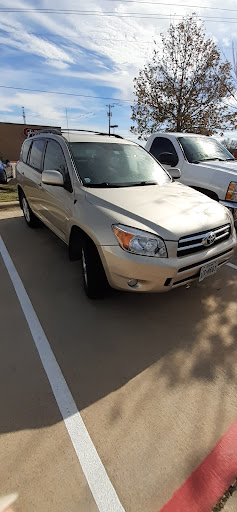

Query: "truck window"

xmin=178 ymin=136 xmax=234 ymax=163
xmin=150 ymin=137 xmax=178 ymax=166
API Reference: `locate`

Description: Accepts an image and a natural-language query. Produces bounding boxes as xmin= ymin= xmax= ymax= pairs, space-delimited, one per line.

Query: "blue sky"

xmin=0 ymin=0 xmax=237 ymax=141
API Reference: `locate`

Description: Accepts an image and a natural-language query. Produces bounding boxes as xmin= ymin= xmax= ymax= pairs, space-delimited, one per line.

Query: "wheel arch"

xmin=191 ymin=186 xmax=219 ymax=202
xmin=69 ymin=224 xmax=99 ymax=261
xmin=17 ymin=185 xmax=24 ymax=209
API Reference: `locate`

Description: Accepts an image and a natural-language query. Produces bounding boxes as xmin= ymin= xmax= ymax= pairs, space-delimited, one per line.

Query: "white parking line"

xmin=227 ymin=262 xmax=237 ymax=271
xmin=0 ymin=236 xmax=125 ymax=512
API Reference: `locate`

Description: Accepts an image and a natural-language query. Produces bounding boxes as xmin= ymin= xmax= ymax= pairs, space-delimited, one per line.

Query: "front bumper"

xmin=99 ymin=235 xmax=236 ymax=293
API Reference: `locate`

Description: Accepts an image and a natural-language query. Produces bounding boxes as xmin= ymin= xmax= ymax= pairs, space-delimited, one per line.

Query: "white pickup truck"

xmin=145 ymin=132 xmax=237 ymax=225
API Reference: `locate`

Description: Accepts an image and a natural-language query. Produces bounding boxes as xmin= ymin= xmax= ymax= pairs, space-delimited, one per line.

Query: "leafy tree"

xmin=131 ymin=15 xmax=237 ymax=139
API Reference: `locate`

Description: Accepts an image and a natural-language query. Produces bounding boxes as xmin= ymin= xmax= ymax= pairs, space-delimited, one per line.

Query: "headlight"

xmin=226 ymin=182 xmax=237 ymax=202
xmin=113 ymin=224 xmax=167 ymax=258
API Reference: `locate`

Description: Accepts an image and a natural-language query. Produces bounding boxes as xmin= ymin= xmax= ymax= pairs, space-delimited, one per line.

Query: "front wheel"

xmin=21 ymin=194 xmax=40 ymax=227
xmin=81 ymin=237 xmax=109 ymax=299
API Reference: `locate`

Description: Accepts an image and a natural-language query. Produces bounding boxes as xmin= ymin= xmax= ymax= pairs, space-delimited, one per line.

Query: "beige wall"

xmin=0 ymin=123 xmax=61 ymax=162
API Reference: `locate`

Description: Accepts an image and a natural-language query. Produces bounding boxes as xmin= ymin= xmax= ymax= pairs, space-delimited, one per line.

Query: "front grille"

xmin=174 ymin=258 xmax=229 ymax=286
xmin=177 ymin=249 xmax=233 ymax=273
xmin=177 ymin=224 xmax=231 ymax=257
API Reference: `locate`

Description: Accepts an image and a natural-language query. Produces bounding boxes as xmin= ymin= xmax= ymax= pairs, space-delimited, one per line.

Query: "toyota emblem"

xmin=202 ymin=232 xmax=216 ymax=246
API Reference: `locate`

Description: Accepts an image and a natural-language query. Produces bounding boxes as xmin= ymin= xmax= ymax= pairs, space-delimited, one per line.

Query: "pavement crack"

xmin=212 ymin=478 xmax=237 ymax=511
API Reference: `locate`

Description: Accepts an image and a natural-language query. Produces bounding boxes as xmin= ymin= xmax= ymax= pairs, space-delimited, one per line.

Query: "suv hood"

xmin=85 ymin=182 xmax=230 ymax=240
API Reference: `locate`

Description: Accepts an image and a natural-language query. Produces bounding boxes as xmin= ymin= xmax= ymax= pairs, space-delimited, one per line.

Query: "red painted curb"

xmin=159 ymin=420 xmax=237 ymax=512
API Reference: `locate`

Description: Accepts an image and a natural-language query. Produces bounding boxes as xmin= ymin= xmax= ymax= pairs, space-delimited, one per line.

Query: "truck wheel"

xmin=81 ymin=237 xmax=109 ymax=299
xmin=21 ymin=194 xmax=40 ymax=228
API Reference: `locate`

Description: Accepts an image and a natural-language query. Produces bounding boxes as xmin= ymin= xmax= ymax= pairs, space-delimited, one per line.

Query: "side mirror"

xmin=42 ymin=170 xmax=64 ymax=186
xmin=159 ymin=152 xmax=177 ymax=167
xmin=169 ymin=168 xmax=181 ymax=180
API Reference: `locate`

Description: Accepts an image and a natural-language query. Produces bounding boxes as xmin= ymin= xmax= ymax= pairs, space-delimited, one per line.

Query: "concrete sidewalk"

xmin=0 ymin=201 xmax=19 ymax=209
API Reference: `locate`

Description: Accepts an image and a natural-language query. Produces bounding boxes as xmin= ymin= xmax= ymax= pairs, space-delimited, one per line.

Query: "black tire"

xmin=21 ymin=193 xmax=40 ymax=228
xmin=81 ymin=237 xmax=109 ymax=299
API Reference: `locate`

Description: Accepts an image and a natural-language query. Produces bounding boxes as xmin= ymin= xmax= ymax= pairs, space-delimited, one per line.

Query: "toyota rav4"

xmin=16 ymin=130 xmax=236 ymax=298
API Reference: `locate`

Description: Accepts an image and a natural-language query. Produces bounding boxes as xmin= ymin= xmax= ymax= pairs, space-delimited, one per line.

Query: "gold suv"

xmin=16 ymin=129 xmax=236 ymax=298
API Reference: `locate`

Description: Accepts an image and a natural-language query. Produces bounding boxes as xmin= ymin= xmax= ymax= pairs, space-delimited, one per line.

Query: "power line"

xmin=1 ymin=85 xmax=235 ymax=112
xmin=0 ymin=84 xmax=134 ymax=103
xmin=0 ymin=7 xmax=237 ymax=14
xmin=0 ymin=10 xmax=237 ymax=23
xmin=1 ymin=9 xmax=237 ymax=21
xmin=106 ymin=0 xmax=237 ymax=12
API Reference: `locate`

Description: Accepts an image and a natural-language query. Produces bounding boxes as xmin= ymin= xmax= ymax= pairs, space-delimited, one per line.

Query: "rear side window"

xmin=150 ymin=137 xmax=178 ymax=165
xmin=21 ymin=139 xmax=32 ymax=163
xmin=44 ymin=140 xmax=67 ymax=175
xmin=29 ymin=139 xmax=45 ymax=171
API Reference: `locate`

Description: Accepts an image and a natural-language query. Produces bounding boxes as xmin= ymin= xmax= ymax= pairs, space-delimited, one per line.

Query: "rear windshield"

xmin=69 ymin=142 xmax=171 ymax=187
xmin=178 ymin=136 xmax=234 ymax=163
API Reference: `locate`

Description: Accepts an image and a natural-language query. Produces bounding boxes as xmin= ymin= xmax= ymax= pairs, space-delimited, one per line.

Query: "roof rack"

xmin=27 ymin=128 xmax=62 ymax=137
xmin=61 ymin=129 xmax=124 ymax=139
xmin=27 ymin=128 xmax=124 ymax=140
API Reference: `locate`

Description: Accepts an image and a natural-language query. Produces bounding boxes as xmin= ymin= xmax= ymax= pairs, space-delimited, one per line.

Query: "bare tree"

xmin=221 ymin=137 xmax=237 ymax=152
xmin=131 ymin=15 xmax=237 ymax=139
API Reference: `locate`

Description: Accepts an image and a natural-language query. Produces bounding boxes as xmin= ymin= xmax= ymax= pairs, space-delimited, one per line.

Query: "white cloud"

xmin=9 ymin=0 xmax=235 ymax=101
xmin=0 ymin=17 xmax=74 ymax=66
xmin=0 ymin=87 xmax=107 ymax=128
xmin=222 ymin=38 xmax=231 ymax=47
xmin=46 ymin=59 xmax=70 ymax=69
xmin=0 ymin=0 xmax=237 ymax=133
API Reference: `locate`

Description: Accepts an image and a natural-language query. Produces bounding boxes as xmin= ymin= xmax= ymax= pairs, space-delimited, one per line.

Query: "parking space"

xmin=0 ymin=207 xmax=237 ymax=512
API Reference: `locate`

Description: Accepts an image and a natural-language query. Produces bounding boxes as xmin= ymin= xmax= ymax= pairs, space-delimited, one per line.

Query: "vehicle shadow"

xmin=0 ymin=214 xmax=236 ymax=507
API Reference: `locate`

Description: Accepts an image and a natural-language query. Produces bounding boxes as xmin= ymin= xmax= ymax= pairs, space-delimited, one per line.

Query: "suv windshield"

xmin=178 ymin=136 xmax=235 ymax=163
xmin=69 ymin=142 xmax=171 ymax=187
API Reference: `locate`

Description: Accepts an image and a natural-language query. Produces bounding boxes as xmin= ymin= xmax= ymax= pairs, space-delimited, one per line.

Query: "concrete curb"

xmin=0 ymin=201 xmax=19 ymax=210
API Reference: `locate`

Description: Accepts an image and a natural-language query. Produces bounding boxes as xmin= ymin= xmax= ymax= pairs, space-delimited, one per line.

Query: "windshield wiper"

xmin=84 ymin=180 xmax=158 ymax=188
xmin=84 ymin=182 xmax=126 ymax=188
xmin=202 ymin=158 xmax=225 ymax=162
xmin=136 ymin=180 xmax=158 ymax=185
xmin=85 ymin=182 xmax=111 ymax=187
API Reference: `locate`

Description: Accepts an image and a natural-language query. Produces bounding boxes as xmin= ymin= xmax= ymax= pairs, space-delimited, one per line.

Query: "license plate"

xmin=199 ymin=261 xmax=218 ymax=282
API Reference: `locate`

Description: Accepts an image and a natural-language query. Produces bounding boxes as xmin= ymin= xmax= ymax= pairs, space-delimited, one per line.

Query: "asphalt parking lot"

xmin=0 ymin=206 xmax=237 ymax=512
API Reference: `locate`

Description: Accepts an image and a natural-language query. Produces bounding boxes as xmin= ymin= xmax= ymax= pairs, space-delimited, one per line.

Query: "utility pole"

xmin=22 ymin=106 xmax=26 ymax=124
xmin=106 ymin=104 xmax=114 ymax=136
